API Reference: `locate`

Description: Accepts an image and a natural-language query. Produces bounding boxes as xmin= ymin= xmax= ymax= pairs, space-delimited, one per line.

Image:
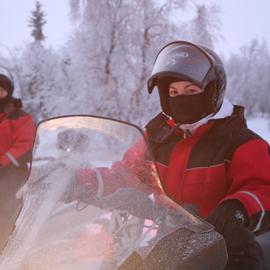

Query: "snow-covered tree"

xmin=66 ymin=0 xmax=194 ymax=125
xmin=226 ymin=39 xmax=270 ymax=116
xmin=14 ymin=2 xmax=62 ymax=121
xmin=2 ymin=1 xmax=224 ymax=124
xmin=13 ymin=1 xmax=67 ymax=121
xmin=18 ymin=44 xmax=60 ymax=121
xmin=28 ymin=1 xmax=47 ymax=43
xmin=0 ymin=45 xmax=26 ymax=98
xmin=185 ymin=3 xmax=221 ymax=49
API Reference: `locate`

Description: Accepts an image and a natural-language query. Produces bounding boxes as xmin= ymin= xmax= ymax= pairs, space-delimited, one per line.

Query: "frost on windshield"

xmin=0 ymin=116 xmax=214 ymax=270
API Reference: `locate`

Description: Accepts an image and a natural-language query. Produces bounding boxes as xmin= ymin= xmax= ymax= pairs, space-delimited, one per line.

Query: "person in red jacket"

xmin=145 ymin=40 xmax=270 ymax=270
xmin=71 ymin=41 xmax=270 ymax=269
xmin=0 ymin=66 xmax=36 ymax=251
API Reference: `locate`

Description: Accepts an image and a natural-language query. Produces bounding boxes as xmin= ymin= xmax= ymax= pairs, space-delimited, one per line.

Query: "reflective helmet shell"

xmin=0 ymin=65 xmax=14 ymax=96
xmin=147 ymin=40 xmax=227 ymax=115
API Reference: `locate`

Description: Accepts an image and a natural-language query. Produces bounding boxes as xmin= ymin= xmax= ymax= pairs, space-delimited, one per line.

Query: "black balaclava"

xmin=169 ymin=92 xmax=209 ymax=124
xmin=158 ymin=77 xmax=216 ymax=124
xmin=0 ymin=75 xmax=13 ymax=112
xmin=0 ymin=96 xmax=12 ymax=112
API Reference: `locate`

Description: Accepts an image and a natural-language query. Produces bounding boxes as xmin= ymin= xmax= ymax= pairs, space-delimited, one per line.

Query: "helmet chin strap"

xmin=161 ymin=111 xmax=173 ymax=120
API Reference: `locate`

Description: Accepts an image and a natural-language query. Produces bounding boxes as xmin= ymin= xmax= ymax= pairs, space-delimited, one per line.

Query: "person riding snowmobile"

xmin=0 ymin=65 xmax=36 ymax=251
xmin=68 ymin=41 xmax=270 ymax=269
xmin=145 ymin=40 xmax=270 ymax=270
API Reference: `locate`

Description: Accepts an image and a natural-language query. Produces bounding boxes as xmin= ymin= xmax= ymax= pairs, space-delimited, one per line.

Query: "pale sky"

xmin=0 ymin=0 xmax=269 ymax=57
xmin=216 ymin=0 xmax=270 ymax=56
xmin=0 ymin=0 xmax=71 ymax=52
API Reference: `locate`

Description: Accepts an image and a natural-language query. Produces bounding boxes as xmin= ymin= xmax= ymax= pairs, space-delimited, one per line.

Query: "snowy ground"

xmin=247 ymin=116 xmax=270 ymax=143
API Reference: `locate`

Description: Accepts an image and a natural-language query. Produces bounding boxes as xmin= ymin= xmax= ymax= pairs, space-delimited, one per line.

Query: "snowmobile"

xmin=0 ymin=115 xmax=228 ymax=270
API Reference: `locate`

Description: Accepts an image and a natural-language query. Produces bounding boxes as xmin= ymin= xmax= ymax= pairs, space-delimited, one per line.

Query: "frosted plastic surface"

xmin=0 ymin=116 xmax=211 ymax=270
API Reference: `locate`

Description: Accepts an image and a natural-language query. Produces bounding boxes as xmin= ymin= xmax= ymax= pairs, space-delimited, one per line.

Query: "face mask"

xmin=169 ymin=92 xmax=208 ymax=124
xmin=0 ymin=96 xmax=10 ymax=112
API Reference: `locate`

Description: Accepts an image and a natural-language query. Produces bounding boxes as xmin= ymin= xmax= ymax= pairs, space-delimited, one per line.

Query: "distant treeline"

xmin=0 ymin=0 xmax=269 ymax=125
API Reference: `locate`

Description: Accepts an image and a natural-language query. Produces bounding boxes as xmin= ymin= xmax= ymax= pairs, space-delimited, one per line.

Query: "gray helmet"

xmin=57 ymin=129 xmax=90 ymax=152
xmin=0 ymin=65 xmax=14 ymax=96
xmin=147 ymin=40 xmax=226 ymax=115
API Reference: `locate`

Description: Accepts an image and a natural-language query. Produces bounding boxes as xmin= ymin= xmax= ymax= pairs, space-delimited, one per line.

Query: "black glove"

xmin=207 ymin=200 xmax=265 ymax=270
xmin=63 ymin=168 xmax=99 ymax=207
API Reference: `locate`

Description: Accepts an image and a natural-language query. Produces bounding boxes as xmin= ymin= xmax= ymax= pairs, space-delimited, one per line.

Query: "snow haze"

xmin=248 ymin=117 xmax=270 ymax=143
xmin=0 ymin=0 xmax=269 ymax=131
xmin=0 ymin=0 xmax=269 ymax=55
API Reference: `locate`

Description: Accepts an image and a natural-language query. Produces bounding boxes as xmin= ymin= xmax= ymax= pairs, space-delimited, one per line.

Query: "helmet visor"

xmin=148 ymin=42 xmax=212 ymax=92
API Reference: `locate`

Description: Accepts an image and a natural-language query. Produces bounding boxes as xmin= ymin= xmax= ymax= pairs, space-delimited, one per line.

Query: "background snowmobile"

xmin=0 ymin=115 xmax=228 ymax=269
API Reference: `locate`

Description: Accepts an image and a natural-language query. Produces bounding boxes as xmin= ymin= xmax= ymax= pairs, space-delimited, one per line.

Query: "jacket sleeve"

xmin=0 ymin=114 xmax=36 ymax=167
xmin=222 ymin=138 xmax=270 ymax=235
xmin=106 ymin=136 xmax=161 ymax=194
xmin=75 ymin=136 xmax=162 ymax=196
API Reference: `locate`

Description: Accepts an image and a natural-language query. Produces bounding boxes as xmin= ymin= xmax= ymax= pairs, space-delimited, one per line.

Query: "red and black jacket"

xmin=146 ymin=106 xmax=270 ymax=235
xmin=0 ymin=98 xmax=36 ymax=170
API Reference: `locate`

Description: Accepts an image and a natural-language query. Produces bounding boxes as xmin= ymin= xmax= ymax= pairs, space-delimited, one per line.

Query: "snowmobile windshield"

xmin=0 ymin=116 xmax=226 ymax=270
